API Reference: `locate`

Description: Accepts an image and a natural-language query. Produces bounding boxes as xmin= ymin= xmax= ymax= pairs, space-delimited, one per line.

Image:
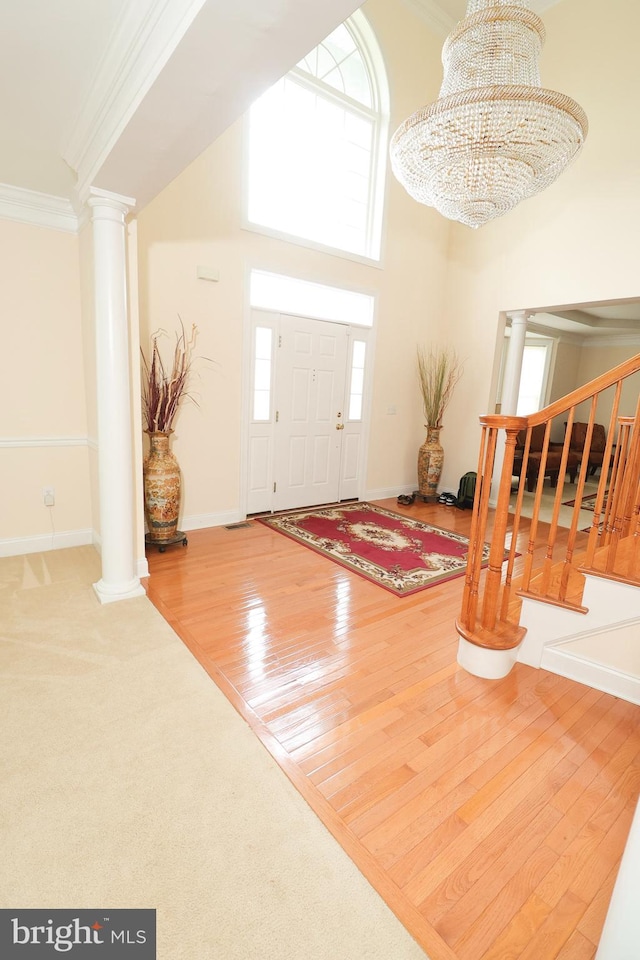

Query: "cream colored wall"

xmin=549 ymin=340 xmax=582 ymax=407
xmin=443 ymin=0 xmax=640 ymax=492
xmin=546 ymin=339 xmax=582 ymax=441
xmin=0 ymin=218 xmax=91 ymax=549
xmin=574 ymin=342 xmax=640 ymax=435
xmin=136 ymin=0 xmax=451 ymax=521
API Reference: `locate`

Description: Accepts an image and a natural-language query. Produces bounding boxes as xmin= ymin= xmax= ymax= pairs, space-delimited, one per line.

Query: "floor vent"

xmin=224 ymin=522 xmax=252 ymax=530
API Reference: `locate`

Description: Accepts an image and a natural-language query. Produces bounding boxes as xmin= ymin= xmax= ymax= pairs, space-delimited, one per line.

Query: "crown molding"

xmin=0 ymin=184 xmax=78 ymax=234
xmin=582 ymin=335 xmax=640 ymax=349
xmin=62 ymin=0 xmax=207 ymax=196
xmin=527 ymin=319 xmax=640 ymax=349
xmin=400 ymin=0 xmax=456 ymax=36
xmin=401 ymin=1 xmax=563 ymax=37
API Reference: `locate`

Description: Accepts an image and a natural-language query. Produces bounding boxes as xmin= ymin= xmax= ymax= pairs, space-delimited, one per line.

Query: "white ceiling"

xmin=0 ymin=0 xmax=128 ymax=196
xmin=530 ymin=305 xmax=640 ymax=341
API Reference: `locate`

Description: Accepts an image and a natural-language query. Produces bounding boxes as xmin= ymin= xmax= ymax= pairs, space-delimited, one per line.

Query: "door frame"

xmin=240 ymin=301 xmax=376 ymax=517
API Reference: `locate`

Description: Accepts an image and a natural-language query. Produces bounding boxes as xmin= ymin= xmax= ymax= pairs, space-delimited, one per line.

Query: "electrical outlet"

xmin=43 ymin=487 xmax=55 ymax=507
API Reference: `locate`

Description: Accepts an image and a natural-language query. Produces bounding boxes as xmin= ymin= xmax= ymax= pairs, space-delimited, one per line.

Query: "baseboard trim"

xmin=182 ymin=509 xmax=245 ymax=530
xmin=542 ymin=644 xmax=640 ymax=705
xmin=364 ymin=485 xmax=415 ymax=502
xmin=0 ymin=528 xmax=93 ymax=558
xmin=1 ymin=529 xmax=150 ymax=584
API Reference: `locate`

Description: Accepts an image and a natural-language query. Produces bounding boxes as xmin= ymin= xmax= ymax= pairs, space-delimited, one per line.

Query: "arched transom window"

xmin=246 ymin=13 xmax=389 ymax=261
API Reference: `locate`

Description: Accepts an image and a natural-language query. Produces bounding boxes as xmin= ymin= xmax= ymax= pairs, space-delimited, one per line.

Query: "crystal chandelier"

xmin=389 ymin=0 xmax=588 ymax=228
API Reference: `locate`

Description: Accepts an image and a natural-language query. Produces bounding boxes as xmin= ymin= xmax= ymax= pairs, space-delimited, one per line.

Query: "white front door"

xmin=273 ymin=315 xmax=348 ymax=511
xmin=245 ymin=310 xmax=370 ymax=515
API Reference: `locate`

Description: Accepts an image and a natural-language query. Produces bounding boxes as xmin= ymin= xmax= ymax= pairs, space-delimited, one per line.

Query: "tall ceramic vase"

xmin=143 ymin=432 xmax=181 ymax=542
xmin=417 ymin=426 xmax=444 ymax=501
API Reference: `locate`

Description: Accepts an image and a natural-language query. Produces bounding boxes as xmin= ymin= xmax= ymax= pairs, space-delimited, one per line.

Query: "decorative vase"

xmin=417 ymin=426 xmax=444 ymax=501
xmin=143 ymin=432 xmax=181 ymax=542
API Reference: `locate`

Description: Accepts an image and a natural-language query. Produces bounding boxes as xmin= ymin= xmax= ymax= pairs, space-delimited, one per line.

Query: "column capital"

xmin=86 ymin=186 xmax=136 ymax=220
xmin=507 ymin=309 xmax=531 ymax=325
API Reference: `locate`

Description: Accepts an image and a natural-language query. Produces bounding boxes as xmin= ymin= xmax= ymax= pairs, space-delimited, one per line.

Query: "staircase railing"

xmin=456 ymin=353 xmax=640 ymax=656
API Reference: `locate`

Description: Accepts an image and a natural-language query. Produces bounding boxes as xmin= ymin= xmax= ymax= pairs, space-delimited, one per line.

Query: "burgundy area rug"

xmin=259 ymin=501 xmax=490 ymax=597
xmin=562 ymin=491 xmax=608 ymax=512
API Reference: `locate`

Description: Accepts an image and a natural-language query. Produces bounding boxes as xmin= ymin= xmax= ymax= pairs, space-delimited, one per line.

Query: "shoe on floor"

xmin=397 ymin=494 xmax=415 ymax=506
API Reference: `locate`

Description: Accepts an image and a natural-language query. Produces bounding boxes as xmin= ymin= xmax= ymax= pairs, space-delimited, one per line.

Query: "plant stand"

xmin=145 ymin=531 xmax=188 ymax=553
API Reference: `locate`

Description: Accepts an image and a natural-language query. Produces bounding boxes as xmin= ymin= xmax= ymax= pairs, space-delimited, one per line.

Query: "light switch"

xmin=196 ymin=265 xmax=220 ymax=282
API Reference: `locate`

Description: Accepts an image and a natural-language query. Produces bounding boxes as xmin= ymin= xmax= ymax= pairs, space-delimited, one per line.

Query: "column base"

xmin=456 ymin=636 xmax=519 ymax=679
xmin=93 ymin=577 xmax=146 ymax=605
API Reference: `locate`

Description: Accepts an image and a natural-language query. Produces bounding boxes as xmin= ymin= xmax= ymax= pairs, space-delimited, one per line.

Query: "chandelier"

xmin=389 ymin=0 xmax=588 ymax=228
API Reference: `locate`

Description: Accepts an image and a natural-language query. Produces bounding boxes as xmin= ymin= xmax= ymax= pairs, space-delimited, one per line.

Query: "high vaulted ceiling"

xmin=2 ymin=0 xmax=637 ymax=333
xmin=1 ymin=0 xmax=565 ymax=210
xmin=0 ymin=0 xmax=363 ymax=206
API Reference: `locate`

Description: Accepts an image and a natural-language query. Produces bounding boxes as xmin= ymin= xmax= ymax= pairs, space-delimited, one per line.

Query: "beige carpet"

xmin=510 ymin=479 xmax=601 ymax=531
xmin=0 ymin=547 xmax=427 ymax=960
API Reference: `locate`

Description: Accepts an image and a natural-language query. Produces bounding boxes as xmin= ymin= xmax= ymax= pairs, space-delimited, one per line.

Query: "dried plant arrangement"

xmin=141 ymin=321 xmax=201 ymax=434
xmin=417 ymin=345 xmax=463 ymax=428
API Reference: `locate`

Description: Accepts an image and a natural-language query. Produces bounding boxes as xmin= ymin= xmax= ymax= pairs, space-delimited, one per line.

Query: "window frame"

xmin=516 ymin=337 xmax=556 ymax=416
xmin=242 ymin=10 xmax=389 ymax=266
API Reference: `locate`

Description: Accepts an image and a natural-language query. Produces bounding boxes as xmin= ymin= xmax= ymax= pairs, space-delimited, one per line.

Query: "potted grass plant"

xmin=416 ymin=345 xmax=463 ymax=501
xmin=141 ymin=321 xmax=200 ymax=545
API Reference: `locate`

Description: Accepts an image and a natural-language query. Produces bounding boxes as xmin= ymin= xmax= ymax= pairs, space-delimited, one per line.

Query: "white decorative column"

xmin=490 ymin=310 xmax=530 ymax=505
xmin=501 ymin=310 xmax=529 ymax=416
xmin=89 ymin=187 xmax=145 ymax=604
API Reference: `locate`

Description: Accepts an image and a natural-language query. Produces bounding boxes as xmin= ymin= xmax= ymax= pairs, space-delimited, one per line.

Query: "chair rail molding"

xmin=0 ymin=436 xmax=89 ymax=448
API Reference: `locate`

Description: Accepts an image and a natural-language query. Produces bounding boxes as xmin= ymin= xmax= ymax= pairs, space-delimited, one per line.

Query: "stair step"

xmin=541 ymin=618 xmax=640 ymax=705
xmin=516 ymin=534 xmax=640 ymax=613
xmin=456 ymin=617 xmax=526 ymax=651
xmin=581 ymin=534 xmax=640 ymax=585
xmin=516 ymin=552 xmax=587 ymax=611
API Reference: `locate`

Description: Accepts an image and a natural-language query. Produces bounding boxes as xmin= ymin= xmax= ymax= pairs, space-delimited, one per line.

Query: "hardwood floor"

xmin=144 ymin=498 xmax=640 ymax=959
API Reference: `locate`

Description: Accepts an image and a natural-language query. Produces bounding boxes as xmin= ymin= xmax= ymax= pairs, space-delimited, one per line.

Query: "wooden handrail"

xmin=457 ymin=352 xmax=640 ymax=660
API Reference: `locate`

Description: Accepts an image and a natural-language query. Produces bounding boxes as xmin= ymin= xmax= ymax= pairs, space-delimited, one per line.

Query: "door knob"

xmin=336 ymin=423 xmax=345 ymax=430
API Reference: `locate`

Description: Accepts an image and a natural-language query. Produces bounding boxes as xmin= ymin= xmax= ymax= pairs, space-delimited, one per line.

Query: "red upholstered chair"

xmin=565 ymin=421 xmax=607 ymax=476
xmin=514 ymin=424 xmax=580 ymax=492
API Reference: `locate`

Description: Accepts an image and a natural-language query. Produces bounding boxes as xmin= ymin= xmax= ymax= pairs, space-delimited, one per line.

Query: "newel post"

xmin=480 ymin=419 xmax=523 ymax=631
xmin=456 ymin=416 xmax=526 ymax=680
